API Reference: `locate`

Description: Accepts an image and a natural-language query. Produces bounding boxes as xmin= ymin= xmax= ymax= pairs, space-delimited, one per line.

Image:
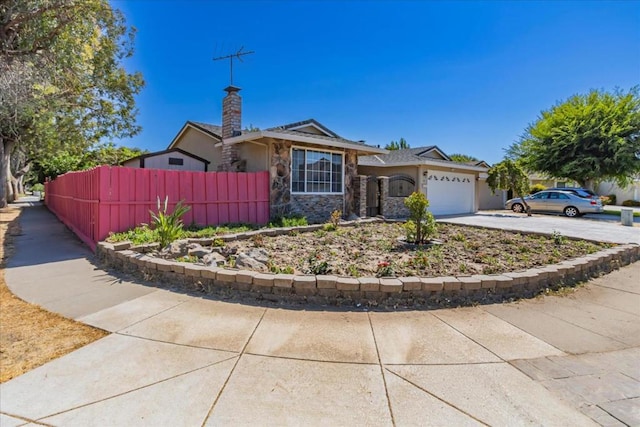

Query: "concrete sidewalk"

xmin=1 ymin=202 xmax=639 ymax=426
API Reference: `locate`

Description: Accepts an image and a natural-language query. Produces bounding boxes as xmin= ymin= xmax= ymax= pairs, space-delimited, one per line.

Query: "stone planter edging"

xmin=97 ymin=233 xmax=640 ymax=306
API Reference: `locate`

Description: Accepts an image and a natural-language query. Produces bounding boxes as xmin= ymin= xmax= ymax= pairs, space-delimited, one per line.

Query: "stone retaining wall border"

xmin=97 ymin=227 xmax=640 ymax=307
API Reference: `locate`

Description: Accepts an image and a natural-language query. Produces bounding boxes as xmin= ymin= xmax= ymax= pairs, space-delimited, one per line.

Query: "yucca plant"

xmin=149 ymin=196 xmax=191 ymax=248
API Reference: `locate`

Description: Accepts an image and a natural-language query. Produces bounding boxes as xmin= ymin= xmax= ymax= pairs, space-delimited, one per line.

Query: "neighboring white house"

xmin=597 ymin=178 xmax=640 ymax=203
xmin=122 ymin=148 xmax=210 ymax=172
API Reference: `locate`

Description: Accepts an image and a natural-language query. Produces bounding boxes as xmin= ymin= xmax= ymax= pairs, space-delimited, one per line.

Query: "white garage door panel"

xmin=426 ymin=171 xmax=475 ymax=215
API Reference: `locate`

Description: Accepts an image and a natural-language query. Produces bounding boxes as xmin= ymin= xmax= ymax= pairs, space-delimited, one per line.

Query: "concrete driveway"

xmin=1 ymin=204 xmax=639 ymax=426
xmin=443 ymin=211 xmax=640 ymax=244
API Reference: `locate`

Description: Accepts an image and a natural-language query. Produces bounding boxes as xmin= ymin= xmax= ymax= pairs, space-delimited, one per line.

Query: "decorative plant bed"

xmin=96 ymin=220 xmax=640 ymax=309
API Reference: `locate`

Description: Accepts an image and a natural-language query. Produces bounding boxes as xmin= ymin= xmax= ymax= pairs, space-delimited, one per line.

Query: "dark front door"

xmin=366 ymin=175 xmax=379 ymax=217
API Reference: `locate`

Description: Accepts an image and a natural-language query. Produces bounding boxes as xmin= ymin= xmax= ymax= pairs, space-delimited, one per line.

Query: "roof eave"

xmin=218 ymin=131 xmax=387 ymax=154
xmin=359 ymin=159 xmax=489 ymax=172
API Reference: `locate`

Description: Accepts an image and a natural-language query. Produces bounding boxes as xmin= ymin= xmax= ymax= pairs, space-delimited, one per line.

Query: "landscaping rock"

xmin=246 ymin=248 xmax=269 ymax=264
xmin=235 ymin=252 xmax=268 ymax=272
xmin=168 ymin=239 xmax=190 ymax=257
xmin=187 ymin=243 xmax=211 ymax=258
xmin=202 ymin=252 xmax=226 ymax=266
xmin=222 ymin=245 xmax=238 ymax=257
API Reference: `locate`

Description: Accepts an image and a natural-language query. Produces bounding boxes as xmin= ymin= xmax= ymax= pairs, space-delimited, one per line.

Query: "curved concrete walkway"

xmin=1 ymin=202 xmax=639 ymax=426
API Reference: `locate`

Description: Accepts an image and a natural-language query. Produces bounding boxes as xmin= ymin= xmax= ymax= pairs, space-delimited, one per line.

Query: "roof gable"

xmin=168 ymin=121 xmax=222 ymax=149
xmin=267 ymin=119 xmax=340 ymax=138
xmin=358 ymin=145 xmax=490 ymax=171
xmin=122 ymin=147 xmax=211 ymax=165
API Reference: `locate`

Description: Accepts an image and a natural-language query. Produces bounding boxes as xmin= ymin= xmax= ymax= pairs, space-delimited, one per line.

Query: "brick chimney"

xmin=220 ymin=85 xmax=241 ymax=170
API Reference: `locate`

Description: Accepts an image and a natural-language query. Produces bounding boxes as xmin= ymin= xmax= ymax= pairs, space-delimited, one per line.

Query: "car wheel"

xmin=564 ymin=206 xmax=579 ymax=217
xmin=512 ymin=203 xmax=524 ymax=213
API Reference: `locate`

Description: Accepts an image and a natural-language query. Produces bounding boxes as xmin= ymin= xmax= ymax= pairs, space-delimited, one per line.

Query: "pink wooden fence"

xmin=45 ymin=166 xmax=270 ymax=250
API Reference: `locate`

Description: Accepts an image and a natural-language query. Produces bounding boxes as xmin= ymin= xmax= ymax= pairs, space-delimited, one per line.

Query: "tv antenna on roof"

xmin=213 ymin=46 xmax=254 ymax=86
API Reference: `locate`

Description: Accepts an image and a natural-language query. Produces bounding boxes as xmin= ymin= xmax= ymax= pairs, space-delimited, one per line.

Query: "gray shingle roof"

xmin=187 ymin=119 xmax=376 ymax=151
xmin=267 ymin=119 xmax=340 ymax=138
xmin=359 ymin=146 xmax=489 ymax=169
xmin=188 ymin=121 xmax=223 ymax=138
xmin=359 ymin=146 xmax=439 ymax=166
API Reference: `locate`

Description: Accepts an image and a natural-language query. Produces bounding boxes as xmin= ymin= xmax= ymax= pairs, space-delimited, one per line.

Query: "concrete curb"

xmin=96 ymin=231 xmax=640 ymax=307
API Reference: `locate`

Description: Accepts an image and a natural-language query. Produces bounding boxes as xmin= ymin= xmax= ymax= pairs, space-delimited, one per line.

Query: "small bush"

xmin=268 ymin=262 xmax=294 ymax=274
xmin=622 ymin=199 xmax=640 ymax=207
xmin=31 ymin=183 xmax=45 ymax=192
xmin=552 ymin=230 xmax=565 ymax=245
xmin=529 ymin=183 xmax=547 ymax=194
xmin=323 ymin=210 xmax=341 ymax=231
xmin=329 ymin=210 xmax=342 ymax=227
xmin=375 ymin=261 xmax=396 ymax=277
xmin=175 ymin=255 xmax=198 ymax=263
xmin=149 ymin=197 xmax=191 ymax=249
xmin=305 ymin=252 xmax=330 ymax=275
xmin=403 ymin=192 xmax=437 ymax=244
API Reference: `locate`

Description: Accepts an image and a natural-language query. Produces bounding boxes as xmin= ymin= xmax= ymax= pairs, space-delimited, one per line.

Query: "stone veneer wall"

xmin=354 ymin=175 xmax=368 ymax=218
xmin=378 ymin=176 xmax=410 ymax=218
xmin=96 ymin=228 xmax=640 ymax=308
xmin=290 ymin=194 xmax=343 ymax=223
xmin=270 ymin=143 xmax=358 ymax=221
xmin=382 ymin=197 xmax=410 ymax=219
xmin=270 ymin=140 xmax=292 ymax=219
xmin=343 ymin=150 xmax=358 ymax=217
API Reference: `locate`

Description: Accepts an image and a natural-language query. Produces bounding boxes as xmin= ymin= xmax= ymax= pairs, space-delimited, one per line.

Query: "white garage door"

xmin=425 ymin=171 xmax=475 ymax=215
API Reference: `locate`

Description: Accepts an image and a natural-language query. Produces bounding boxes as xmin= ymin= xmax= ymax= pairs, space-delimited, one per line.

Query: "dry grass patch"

xmin=0 ymin=207 xmax=108 ymax=383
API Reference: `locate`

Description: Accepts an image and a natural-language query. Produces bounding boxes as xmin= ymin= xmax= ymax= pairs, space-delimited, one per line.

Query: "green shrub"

xmin=622 ymin=199 xmax=640 ymax=207
xmin=107 ymin=225 xmax=158 ymax=245
xmin=606 ymin=194 xmax=616 ymax=205
xmin=149 ymin=197 xmax=191 ymax=248
xmin=323 ymin=210 xmax=342 ymax=231
xmin=403 ymin=192 xmax=437 ymax=244
xmin=268 ymin=215 xmax=308 ymax=228
xmin=375 ymin=260 xmax=396 ymax=277
xmin=305 ymin=252 xmax=330 ymax=275
xmin=31 ymin=183 xmax=45 ymax=192
xmin=529 ymin=183 xmax=547 ymax=194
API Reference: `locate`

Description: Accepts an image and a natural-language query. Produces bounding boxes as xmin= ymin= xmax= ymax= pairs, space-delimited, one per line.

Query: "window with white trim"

xmin=291 ymin=148 xmax=343 ymax=193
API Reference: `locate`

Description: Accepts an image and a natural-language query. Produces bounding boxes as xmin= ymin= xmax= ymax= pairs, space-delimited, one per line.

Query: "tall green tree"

xmin=29 ymin=142 xmax=147 ymax=182
xmin=385 ymin=137 xmax=410 ymax=150
xmin=449 ymin=153 xmax=479 ymax=163
xmin=509 ymin=87 xmax=640 ymax=190
xmin=0 ymin=0 xmax=144 ymax=206
xmin=487 ymin=159 xmax=532 ymax=216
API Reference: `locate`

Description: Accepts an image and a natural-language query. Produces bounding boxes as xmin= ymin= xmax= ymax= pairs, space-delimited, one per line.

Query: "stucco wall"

xmin=358 ymin=165 xmax=419 ymax=183
xmin=237 ymin=142 xmax=269 ymax=172
xmin=148 ymin=152 xmax=207 ymax=171
xmin=597 ymin=180 xmax=640 ymax=203
xmin=478 ymin=181 xmax=505 ymax=210
xmin=122 ymin=153 xmax=207 ymax=171
xmin=173 ymin=127 xmax=221 ymax=170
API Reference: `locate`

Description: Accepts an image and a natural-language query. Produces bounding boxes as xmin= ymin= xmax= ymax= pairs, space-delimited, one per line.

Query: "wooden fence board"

xmin=45 ymin=166 xmax=270 ymax=250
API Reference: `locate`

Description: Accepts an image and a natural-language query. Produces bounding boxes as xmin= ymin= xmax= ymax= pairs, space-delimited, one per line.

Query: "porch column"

xmin=355 ymin=175 xmax=368 ymax=218
xmin=378 ymin=176 xmax=389 ymax=217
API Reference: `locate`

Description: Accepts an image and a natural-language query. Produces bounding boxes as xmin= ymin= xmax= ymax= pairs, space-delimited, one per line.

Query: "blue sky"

xmin=112 ymin=0 xmax=639 ymax=164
